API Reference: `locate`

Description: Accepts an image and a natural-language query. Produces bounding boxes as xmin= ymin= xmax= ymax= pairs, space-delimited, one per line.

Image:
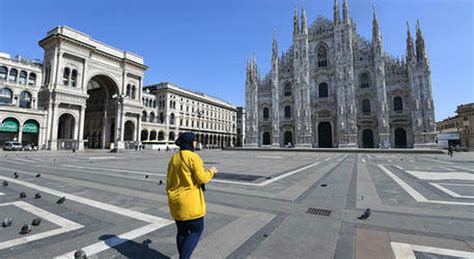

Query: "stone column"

xmin=78 ymin=106 xmax=86 ymax=150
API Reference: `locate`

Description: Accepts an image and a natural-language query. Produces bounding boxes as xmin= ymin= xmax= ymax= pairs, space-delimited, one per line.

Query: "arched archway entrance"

xmin=150 ymin=130 xmax=157 ymax=141
xmin=124 ymin=121 xmax=135 ymax=141
xmin=141 ymin=129 xmax=148 ymax=141
xmin=362 ymin=129 xmax=374 ymax=148
xmin=262 ymin=132 xmax=271 ymax=145
xmin=284 ymin=131 xmax=293 ymax=147
xmin=318 ymin=122 xmax=332 ymax=148
xmin=395 ymin=128 xmax=407 ymax=148
xmin=83 ymin=75 xmax=119 ymax=149
xmin=58 ymin=113 xmax=75 ymax=150
xmin=169 ymin=131 xmax=176 ymax=141
xmin=0 ymin=117 xmax=20 ymax=147
xmin=22 ymin=120 xmax=40 ymax=146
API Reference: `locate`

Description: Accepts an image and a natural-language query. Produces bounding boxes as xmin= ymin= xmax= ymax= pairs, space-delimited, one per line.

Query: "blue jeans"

xmin=175 ymin=217 xmax=204 ymax=259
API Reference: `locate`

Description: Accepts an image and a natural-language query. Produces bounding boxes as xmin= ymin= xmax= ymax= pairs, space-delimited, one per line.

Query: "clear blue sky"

xmin=0 ymin=0 xmax=472 ymax=121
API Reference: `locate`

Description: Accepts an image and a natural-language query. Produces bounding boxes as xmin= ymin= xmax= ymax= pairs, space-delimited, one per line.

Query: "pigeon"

xmin=74 ymin=249 xmax=87 ymax=259
xmin=2 ymin=181 xmax=7 ymax=187
xmin=158 ymin=180 xmax=163 ymax=185
xmin=19 ymin=192 xmax=27 ymax=198
xmin=145 ymin=175 xmax=149 ymax=179
xmin=20 ymin=224 xmax=31 ymax=234
xmin=2 ymin=218 xmax=13 ymax=227
xmin=358 ymin=208 xmax=371 ymax=220
xmin=34 ymin=193 xmax=42 ymax=199
xmin=35 ymin=173 xmax=41 ymax=178
xmin=57 ymin=196 xmax=66 ymax=204
xmin=32 ymin=218 xmax=41 ymax=226
xmin=13 ymin=172 xmax=19 ymax=179
xmin=320 ymin=183 xmax=327 ymax=187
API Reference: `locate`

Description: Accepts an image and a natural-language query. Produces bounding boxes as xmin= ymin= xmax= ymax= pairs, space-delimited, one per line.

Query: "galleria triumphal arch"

xmin=38 ymin=26 xmax=147 ymax=150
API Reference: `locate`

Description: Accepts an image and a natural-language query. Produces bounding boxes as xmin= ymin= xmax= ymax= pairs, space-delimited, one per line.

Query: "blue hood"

xmin=175 ymin=132 xmax=196 ymax=152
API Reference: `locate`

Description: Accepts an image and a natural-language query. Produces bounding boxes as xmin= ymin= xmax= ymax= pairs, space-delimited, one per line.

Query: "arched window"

xmin=149 ymin=112 xmax=155 ymax=123
xmin=160 ymin=112 xmax=164 ymax=124
xmin=360 ymin=73 xmax=370 ymax=88
xmin=318 ymin=83 xmax=329 ymax=98
xmin=28 ymin=73 xmax=36 ymax=86
xmin=19 ymin=71 xmax=27 ymax=84
xmin=0 ymin=88 xmax=13 ymax=105
xmin=284 ymin=106 xmax=291 ymax=118
xmin=317 ymin=45 xmax=328 ymax=67
xmin=142 ymin=111 xmax=147 ymax=122
xmin=284 ymin=83 xmax=292 ymax=96
xmin=263 ymin=107 xmax=269 ymax=119
xmin=393 ymin=96 xmax=403 ymax=111
xmin=170 ymin=113 xmax=175 ymax=125
xmin=126 ymin=84 xmax=131 ymax=97
xmin=63 ymin=67 xmax=70 ymax=86
xmin=19 ymin=91 xmax=32 ymax=108
xmin=131 ymin=85 xmax=136 ymax=99
xmin=8 ymin=68 xmax=17 ymax=82
xmin=169 ymin=131 xmax=176 ymax=141
xmin=71 ymin=69 xmax=77 ymax=87
xmin=0 ymin=66 xmax=7 ymax=80
xmin=362 ymin=99 xmax=371 ymax=114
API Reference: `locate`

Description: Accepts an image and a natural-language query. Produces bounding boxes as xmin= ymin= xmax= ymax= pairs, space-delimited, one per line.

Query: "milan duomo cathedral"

xmin=245 ymin=0 xmax=437 ymax=148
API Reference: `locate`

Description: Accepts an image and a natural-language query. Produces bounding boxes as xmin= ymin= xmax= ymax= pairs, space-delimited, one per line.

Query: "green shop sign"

xmin=23 ymin=121 xmax=39 ymax=133
xmin=0 ymin=119 xmax=19 ymax=133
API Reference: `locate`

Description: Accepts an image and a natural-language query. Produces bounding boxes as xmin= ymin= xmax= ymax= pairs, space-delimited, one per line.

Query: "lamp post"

xmin=196 ymin=109 xmax=204 ymax=149
xmin=112 ymin=94 xmax=126 ymax=152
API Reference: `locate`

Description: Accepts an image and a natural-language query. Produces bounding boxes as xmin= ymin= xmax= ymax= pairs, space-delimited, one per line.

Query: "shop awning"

xmin=23 ymin=121 xmax=39 ymax=133
xmin=0 ymin=118 xmax=19 ymax=133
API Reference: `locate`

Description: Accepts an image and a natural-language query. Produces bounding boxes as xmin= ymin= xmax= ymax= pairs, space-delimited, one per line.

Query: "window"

xmin=160 ymin=113 xmax=164 ymax=123
xmin=0 ymin=88 xmax=13 ymax=105
xmin=19 ymin=91 xmax=32 ymax=108
xmin=63 ymin=67 xmax=70 ymax=86
xmin=362 ymin=99 xmax=371 ymax=114
xmin=8 ymin=68 xmax=18 ymax=82
xmin=284 ymin=106 xmax=291 ymax=118
xmin=131 ymin=85 xmax=136 ymax=99
xmin=170 ymin=113 xmax=175 ymax=125
xmin=149 ymin=112 xmax=155 ymax=123
xmin=318 ymin=83 xmax=329 ymax=98
xmin=28 ymin=73 xmax=36 ymax=86
xmin=284 ymin=83 xmax=292 ymax=96
xmin=19 ymin=71 xmax=27 ymax=84
xmin=142 ymin=111 xmax=147 ymax=122
xmin=317 ymin=45 xmax=328 ymax=67
xmin=360 ymin=73 xmax=370 ymax=88
xmin=0 ymin=66 xmax=7 ymax=80
xmin=393 ymin=96 xmax=403 ymax=111
xmin=263 ymin=107 xmax=269 ymax=119
xmin=71 ymin=69 xmax=77 ymax=87
xmin=126 ymin=84 xmax=131 ymax=97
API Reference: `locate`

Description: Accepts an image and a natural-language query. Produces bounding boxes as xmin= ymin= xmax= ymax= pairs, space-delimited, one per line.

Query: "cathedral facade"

xmin=245 ymin=0 xmax=437 ymax=148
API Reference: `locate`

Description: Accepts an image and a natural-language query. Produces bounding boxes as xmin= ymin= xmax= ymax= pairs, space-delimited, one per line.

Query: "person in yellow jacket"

xmin=167 ymin=132 xmax=217 ymax=259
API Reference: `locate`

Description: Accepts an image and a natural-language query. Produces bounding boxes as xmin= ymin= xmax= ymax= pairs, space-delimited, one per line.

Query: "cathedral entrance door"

xmin=318 ymin=122 xmax=332 ymax=148
xmin=262 ymin=132 xmax=271 ymax=145
xmin=284 ymin=131 xmax=292 ymax=146
xmin=362 ymin=129 xmax=374 ymax=148
xmin=395 ymin=128 xmax=407 ymax=148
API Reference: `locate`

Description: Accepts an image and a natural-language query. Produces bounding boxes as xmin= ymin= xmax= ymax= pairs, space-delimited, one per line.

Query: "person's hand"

xmin=209 ymin=166 xmax=218 ymax=174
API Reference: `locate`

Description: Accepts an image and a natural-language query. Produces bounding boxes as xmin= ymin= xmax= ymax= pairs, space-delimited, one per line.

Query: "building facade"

xmin=0 ymin=26 xmax=237 ymax=150
xmin=0 ymin=53 xmax=45 ymax=147
xmin=437 ymin=103 xmax=474 ymax=150
xmin=142 ymin=83 xmax=237 ymax=148
xmin=245 ymin=1 xmax=437 ymax=148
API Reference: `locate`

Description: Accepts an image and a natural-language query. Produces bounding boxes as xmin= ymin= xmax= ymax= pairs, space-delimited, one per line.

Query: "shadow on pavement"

xmin=99 ymin=234 xmax=170 ymax=259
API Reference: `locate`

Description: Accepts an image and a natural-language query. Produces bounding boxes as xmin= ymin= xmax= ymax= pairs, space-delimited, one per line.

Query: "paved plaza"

xmin=0 ymin=149 xmax=473 ymax=258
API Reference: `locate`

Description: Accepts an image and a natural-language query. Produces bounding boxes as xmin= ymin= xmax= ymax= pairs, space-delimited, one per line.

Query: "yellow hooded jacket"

xmin=166 ymin=150 xmax=215 ymax=221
